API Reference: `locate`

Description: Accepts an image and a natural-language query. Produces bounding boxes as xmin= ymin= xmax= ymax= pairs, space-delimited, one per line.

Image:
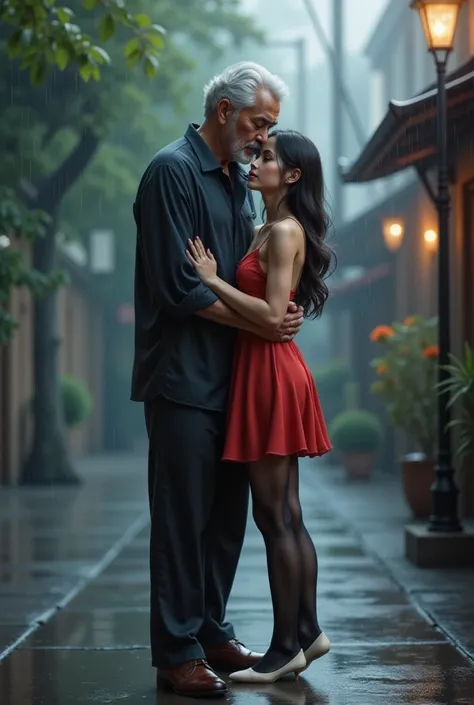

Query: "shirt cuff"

xmin=169 ymin=282 xmax=219 ymax=318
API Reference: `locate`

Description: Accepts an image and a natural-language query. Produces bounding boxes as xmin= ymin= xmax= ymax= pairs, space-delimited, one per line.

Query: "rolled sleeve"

xmin=137 ymin=163 xmax=218 ymax=317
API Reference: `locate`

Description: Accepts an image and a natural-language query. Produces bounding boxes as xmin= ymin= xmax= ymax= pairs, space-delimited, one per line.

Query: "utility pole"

xmin=265 ymin=37 xmax=308 ymax=134
xmin=300 ymin=0 xmax=365 ymax=148
xmin=332 ymin=0 xmax=344 ymax=223
xmin=296 ymin=37 xmax=307 ymax=134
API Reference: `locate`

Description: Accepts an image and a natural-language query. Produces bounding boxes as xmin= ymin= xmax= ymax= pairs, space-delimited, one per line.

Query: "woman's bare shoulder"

xmin=269 ymin=218 xmax=304 ymax=247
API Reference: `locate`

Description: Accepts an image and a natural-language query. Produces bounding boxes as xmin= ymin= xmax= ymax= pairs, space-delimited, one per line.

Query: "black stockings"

xmin=248 ymin=455 xmax=321 ymax=673
xmin=288 ymin=457 xmax=321 ymax=649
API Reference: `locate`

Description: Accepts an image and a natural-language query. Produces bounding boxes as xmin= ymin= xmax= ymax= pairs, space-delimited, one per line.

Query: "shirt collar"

xmin=185 ymin=124 xmax=221 ymax=172
xmin=185 ymin=124 xmax=251 ymax=184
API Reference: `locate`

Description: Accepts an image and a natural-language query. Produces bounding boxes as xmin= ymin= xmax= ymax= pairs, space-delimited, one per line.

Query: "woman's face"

xmin=247 ymin=136 xmax=283 ymax=193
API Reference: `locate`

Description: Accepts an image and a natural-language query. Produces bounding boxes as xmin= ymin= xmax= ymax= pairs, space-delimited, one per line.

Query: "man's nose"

xmin=256 ymin=129 xmax=269 ymax=143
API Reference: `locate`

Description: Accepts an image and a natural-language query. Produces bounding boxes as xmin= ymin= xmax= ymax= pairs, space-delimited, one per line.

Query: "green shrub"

xmin=329 ymin=409 xmax=383 ymax=453
xmin=313 ymin=360 xmax=353 ymax=433
xmin=61 ymin=376 xmax=93 ymax=428
xmin=313 ymin=360 xmax=351 ymax=396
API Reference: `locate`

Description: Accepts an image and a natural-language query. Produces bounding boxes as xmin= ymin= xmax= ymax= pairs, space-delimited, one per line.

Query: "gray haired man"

xmin=132 ymin=62 xmax=303 ymax=698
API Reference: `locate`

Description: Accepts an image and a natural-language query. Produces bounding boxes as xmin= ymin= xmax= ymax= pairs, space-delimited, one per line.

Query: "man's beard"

xmin=227 ymin=122 xmax=260 ymax=165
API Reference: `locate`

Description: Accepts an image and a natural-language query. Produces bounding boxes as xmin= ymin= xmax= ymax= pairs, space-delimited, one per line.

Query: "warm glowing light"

xmin=382 ymin=219 xmax=404 ymax=252
xmin=411 ymin=0 xmax=465 ymax=52
xmin=424 ymin=228 xmax=438 ymax=251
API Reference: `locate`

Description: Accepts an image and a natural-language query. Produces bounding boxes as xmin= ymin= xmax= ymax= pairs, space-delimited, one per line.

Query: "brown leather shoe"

xmin=157 ymin=659 xmax=227 ymax=698
xmin=204 ymin=639 xmax=264 ymax=672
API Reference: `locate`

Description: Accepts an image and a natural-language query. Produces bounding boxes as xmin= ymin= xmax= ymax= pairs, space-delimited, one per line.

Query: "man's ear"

xmin=216 ymin=99 xmax=234 ymax=125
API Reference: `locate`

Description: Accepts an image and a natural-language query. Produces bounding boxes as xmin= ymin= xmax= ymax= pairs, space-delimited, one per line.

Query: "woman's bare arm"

xmin=191 ymin=220 xmax=301 ymax=332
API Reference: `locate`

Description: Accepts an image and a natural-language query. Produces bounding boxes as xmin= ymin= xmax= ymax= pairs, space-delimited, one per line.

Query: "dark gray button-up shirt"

xmin=131 ymin=124 xmax=256 ymax=411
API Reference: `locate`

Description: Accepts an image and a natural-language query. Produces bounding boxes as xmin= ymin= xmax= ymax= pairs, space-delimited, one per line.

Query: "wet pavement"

xmin=0 ymin=455 xmax=148 ymax=658
xmin=1 ymin=455 xmax=474 ymax=703
xmin=311 ymin=463 xmax=474 ymax=664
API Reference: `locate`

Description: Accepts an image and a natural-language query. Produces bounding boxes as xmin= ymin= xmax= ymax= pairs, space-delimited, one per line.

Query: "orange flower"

xmin=422 ymin=345 xmax=439 ymax=359
xmin=370 ymin=325 xmax=394 ymax=343
xmin=376 ymin=363 xmax=388 ymax=375
xmin=404 ymin=316 xmax=416 ymax=326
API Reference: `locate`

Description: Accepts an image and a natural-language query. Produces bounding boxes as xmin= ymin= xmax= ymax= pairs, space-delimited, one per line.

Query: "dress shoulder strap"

xmin=260 ymin=216 xmax=306 ymax=292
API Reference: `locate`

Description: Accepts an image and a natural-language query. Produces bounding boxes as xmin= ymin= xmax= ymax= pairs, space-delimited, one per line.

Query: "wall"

xmin=450 ymin=143 xmax=474 ymax=515
xmin=0 ymin=244 xmax=104 ymax=485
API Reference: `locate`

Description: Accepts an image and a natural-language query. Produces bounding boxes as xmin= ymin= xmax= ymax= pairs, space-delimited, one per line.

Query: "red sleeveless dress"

xmin=222 ymin=246 xmax=332 ymax=463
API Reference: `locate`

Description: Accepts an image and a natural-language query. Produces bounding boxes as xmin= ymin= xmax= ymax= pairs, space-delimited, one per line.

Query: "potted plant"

xmin=369 ymin=315 xmax=438 ymax=517
xmin=313 ymin=360 xmax=352 ymax=465
xmin=329 ymin=409 xmax=383 ymax=480
xmin=439 ymin=342 xmax=474 ymax=461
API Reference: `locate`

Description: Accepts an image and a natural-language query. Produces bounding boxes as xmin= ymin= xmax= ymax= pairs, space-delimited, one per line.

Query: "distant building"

xmin=330 ymin=0 xmax=474 ymax=514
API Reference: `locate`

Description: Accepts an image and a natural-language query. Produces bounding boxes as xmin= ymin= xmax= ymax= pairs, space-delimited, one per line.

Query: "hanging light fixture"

xmin=382 ymin=219 xmax=404 ymax=252
xmin=423 ymin=228 xmax=438 ymax=252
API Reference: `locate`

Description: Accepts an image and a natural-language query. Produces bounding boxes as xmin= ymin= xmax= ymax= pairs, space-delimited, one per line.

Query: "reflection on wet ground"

xmin=1 ymin=456 xmax=474 ymax=703
xmin=3 ymin=644 xmax=474 ymax=704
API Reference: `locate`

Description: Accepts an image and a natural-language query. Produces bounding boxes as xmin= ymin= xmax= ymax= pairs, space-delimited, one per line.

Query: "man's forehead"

xmin=250 ymin=88 xmax=280 ymax=117
xmin=250 ymin=111 xmax=279 ymax=126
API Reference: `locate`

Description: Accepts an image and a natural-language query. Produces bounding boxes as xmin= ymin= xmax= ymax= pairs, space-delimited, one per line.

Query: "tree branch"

xmin=35 ymin=129 xmax=101 ymax=211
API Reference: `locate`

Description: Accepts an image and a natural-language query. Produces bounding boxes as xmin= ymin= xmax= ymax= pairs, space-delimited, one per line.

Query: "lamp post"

xmin=411 ymin=0 xmax=465 ymax=532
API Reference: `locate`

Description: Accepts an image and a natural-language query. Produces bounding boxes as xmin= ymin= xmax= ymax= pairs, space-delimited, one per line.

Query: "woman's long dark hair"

xmin=270 ymin=129 xmax=335 ymax=318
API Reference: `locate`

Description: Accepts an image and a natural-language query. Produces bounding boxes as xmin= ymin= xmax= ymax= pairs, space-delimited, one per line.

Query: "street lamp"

xmin=411 ymin=0 xmax=465 ymax=532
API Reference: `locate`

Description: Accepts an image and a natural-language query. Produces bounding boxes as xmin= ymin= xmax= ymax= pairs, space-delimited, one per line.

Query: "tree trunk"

xmin=20 ymin=130 xmax=100 ymax=484
xmin=21 ymin=218 xmax=79 ymax=484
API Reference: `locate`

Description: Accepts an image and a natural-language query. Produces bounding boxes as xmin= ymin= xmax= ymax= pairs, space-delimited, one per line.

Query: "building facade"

xmin=334 ymin=0 xmax=474 ymax=511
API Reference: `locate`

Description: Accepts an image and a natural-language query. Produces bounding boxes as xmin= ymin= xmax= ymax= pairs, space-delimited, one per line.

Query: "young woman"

xmin=186 ymin=130 xmax=334 ymax=684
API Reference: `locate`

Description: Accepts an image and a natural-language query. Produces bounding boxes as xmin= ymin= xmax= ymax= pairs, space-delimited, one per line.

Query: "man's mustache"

xmin=245 ymin=142 xmax=261 ymax=157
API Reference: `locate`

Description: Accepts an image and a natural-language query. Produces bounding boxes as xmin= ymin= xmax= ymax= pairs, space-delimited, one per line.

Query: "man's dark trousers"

xmin=144 ymin=395 xmax=249 ymax=669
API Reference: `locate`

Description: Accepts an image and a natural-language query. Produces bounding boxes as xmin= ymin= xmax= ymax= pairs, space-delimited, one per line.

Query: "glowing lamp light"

xmin=424 ymin=228 xmax=438 ymax=251
xmin=383 ymin=219 xmax=404 ymax=252
xmin=411 ymin=0 xmax=465 ymax=53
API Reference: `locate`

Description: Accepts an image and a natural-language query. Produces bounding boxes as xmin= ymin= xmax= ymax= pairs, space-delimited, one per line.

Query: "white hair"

xmin=203 ymin=61 xmax=289 ymax=118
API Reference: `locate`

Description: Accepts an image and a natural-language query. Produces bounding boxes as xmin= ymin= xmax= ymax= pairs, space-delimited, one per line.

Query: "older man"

xmin=131 ymin=62 xmax=303 ymax=698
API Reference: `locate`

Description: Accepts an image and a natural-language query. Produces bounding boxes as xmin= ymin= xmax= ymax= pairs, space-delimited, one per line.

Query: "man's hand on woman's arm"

xmin=197 ymin=300 xmax=303 ymax=342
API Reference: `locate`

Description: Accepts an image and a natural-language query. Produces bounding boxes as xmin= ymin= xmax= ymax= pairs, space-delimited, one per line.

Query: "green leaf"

xmin=7 ymin=30 xmax=23 ymax=59
xmin=79 ymin=63 xmax=93 ymax=82
xmin=125 ymin=48 xmax=142 ymax=69
xmin=134 ymin=14 xmax=151 ymax=28
xmin=124 ymin=37 xmax=141 ymax=58
xmin=83 ymin=0 xmax=100 ymax=8
xmin=144 ymin=54 xmax=159 ymax=78
xmin=55 ymin=47 xmax=70 ymax=70
xmin=145 ymin=32 xmax=165 ymax=50
xmin=99 ymin=14 xmax=116 ymax=42
xmin=91 ymin=65 xmax=101 ymax=81
xmin=90 ymin=46 xmax=111 ymax=65
xmin=57 ymin=7 xmax=74 ymax=24
xmin=150 ymin=24 xmax=166 ymax=36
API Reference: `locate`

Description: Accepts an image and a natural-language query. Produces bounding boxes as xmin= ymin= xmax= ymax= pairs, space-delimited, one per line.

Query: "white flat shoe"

xmin=229 ymin=649 xmax=306 ymax=683
xmin=301 ymin=632 xmax=330 ymax=672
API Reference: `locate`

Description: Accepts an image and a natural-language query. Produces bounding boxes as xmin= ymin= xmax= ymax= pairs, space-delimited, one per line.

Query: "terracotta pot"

xmin=401 ymin=454 xmax=435 ymax=518
xmin=341 ymin=451 xmax=375 ymax=480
